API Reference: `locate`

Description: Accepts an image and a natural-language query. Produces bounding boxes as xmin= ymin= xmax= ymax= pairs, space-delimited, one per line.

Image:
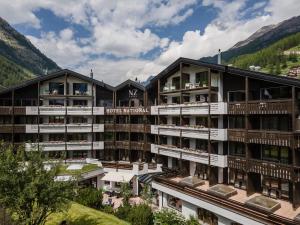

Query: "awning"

xmin=138 ymin=172 xmax=164 ymax=184
xmin=100 ymin=172 xmax=134 ymax=183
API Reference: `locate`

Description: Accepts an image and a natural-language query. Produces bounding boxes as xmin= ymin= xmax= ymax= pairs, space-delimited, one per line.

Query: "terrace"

xmin=154 ymin=175 xmax=300 ymax=223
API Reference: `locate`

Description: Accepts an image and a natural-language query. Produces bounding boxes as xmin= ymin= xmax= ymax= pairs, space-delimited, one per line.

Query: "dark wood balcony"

xmin=228 ymin=156 xmax=295 ymax=181
xmin=228 ymin=129 xmax=293 ymax=147
xmin=104 ymin=124 xmax=151 ymax=133
xmin=247 ymin=130 xmax=293 ymax=147
xmin=228 ymin=129 xmax=246 ymax=142
xmin=104 ymin=141 xmax=115 ymax=150
xmin=228 ymin=155 xmax=247 ymax=171
xmin=104 ymin=124 xmax=115 ymax=132
xmin=0 ymin=124 xmax=25 ymax=133
xmin=228 ymin=99 xmax=293 ymax=115
xmin=248 ymin=159 xmax=293 ymax=180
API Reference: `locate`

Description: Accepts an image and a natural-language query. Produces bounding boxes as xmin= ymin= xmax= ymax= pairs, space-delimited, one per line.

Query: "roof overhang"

xmin=100 ymin=172 xmax=135 ymax=183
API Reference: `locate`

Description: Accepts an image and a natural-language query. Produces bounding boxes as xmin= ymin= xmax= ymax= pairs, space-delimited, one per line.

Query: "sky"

xmin=0 ymin=0 xmax=300 ymax=85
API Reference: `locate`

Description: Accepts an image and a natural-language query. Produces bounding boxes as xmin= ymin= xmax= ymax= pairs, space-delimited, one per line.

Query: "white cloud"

xmin=1 ymin=0 xmax=300 ymax=85
xmin=27 ymin=28 xmax=90 ymax=68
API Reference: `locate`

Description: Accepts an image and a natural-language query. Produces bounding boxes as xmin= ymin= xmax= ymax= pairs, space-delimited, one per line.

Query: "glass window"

xmin=49 ymin=82 xmax=64 ymax=95
xmin=195 ymin=71 xmax=208 ymax=87
xmin=229 ymin=142 xmax=245 ymax=156
xmin=73 ymin=100 xmax=87 ymax=106
xmin=73 ymin=83 xmax=88 ymax=95
xmin=49 ymin=116 xmax=64 ymax=124
xmin=49 ymin=99 xmax=64 ymax=106
xmin=167 ymin=195 xmax=182 ymax=212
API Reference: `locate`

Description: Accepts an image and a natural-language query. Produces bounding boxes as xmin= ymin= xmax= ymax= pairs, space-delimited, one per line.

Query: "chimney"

xmin=90 ymin=69 xmax=93 ymax=79
xmin=218 ymin=49 xmax=221 ymax=64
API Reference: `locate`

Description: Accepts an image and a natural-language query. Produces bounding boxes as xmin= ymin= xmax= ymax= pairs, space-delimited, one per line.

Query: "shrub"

xmin=101 ymin=205 xmax=114 ymax=214
xmin=114 ymin=204 xmax=132 ymax=220
xmin=186 ymin=216 xmax=201 ymax=225
xmin=154 ymin=208 xmax=186 ymax=225
xmin=127 ymin=204 xmax=154 ymax=225
xmin=75 ymin=187 xmax=103 ymax=209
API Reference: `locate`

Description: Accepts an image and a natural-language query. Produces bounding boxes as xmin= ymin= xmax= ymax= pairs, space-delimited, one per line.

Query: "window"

xmin=49 ymin=82 xmax=64 ymax=95
xmin=262 ymin=145 xmax=290 ymax=164
xmin=73 ymin=83 xmax=88 ymax=95
xmin=167 ymin=195 xmax=182 ymax=211
xmin=72 ymin=151 xmax=88 ymax=158
xmin=261 ymin=86 xmax=291 ymax=100
xmin=228 ymin=91 xmax=245 ymax=102
xmin=196 ymin=117 xmax=207 ymax=127
xmin=195 ymin=71 xmax=208 ymax=87
xmin=228 ymin=116 xmax=245 ymax=129
xmin=195 ymin=94 xmax=207 ymax=102
xmin=196 ymin=140 xmax=208 ymax=151
xmin=68 ymin=133 xmax=88 ymax=142
xmin=172 ymin=77 xmax=180 ymax=90
xmin=49 ymin=99 xmax=64 ymax=106
xmin=49 ymin=116 xmax=64 ymax=124
xmin=49 ymin=134 xmax=64 ymax=142
xmin=73 ymin=100 xmax=87 ymax=106
xmin=72 ymin=116 xmax=88 ymax=124
xmin=172 ymin=96 xmax=180 ymax=104
xmin=229 ymin=142 xmax=245 ymax=156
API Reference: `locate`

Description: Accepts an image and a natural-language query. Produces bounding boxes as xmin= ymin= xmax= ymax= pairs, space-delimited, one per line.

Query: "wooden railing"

xmin=228 ymin=99 xmax=293 ymax=115
xmin=248 ymin=159 xmax=293 ymax=180
xmin=227 ymin=156 xmax=247 ymax=171
xmin=247 ymin=130 xmax=293 ymax=147
xmin=104 ymin=124 xmax=151 ymax=133
xmin=227 ymin=129 xmax=246 ymax=142
xmin=228 ymin=156 xmax=295 ymax=181
xmin=104 ymin=141 xmax=115 ymax=149
xmin=228 ymin=129 xmax=293 ymax=147
xmin=101 ymin=162 xmax=133 ymax=170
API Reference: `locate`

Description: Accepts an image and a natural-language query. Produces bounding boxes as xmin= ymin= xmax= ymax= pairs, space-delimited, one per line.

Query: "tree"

xmin=120 ymin=183 xmax=132 ymax=206
xmin=154 ymin=208 xmax=186 ymax=225
xmin=127 ymin=204 xmax=153 ymax=225
xmin=269 ymin=64 xmax=274 ymax=75
xmin=141 ymin=184 xmax=154 ymax=204
xmin=76 ymin=187 xmax=103 ymax=209
xmin=0 ymin=144 xmax=76 ymax=225
xmin=275 ymin=62 xmax=281 ymax=75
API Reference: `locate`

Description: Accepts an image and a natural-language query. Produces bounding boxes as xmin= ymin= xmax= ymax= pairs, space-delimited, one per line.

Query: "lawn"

xmin=46 ymin=202 xmax=129 ymax=225
xmin=56 ymin=164 xmax=101 ymax=176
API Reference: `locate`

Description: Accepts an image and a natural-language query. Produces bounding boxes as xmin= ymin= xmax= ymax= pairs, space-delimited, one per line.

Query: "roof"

xmin=114 ymin=79 xmax=145 ymax=91
xmin=148 ymin=57 xmax=300 ymax=88
xmin=100 ymin=171 xmax=135 ymax=183
xmin=0 ymin=69 xmax=114 ymax=95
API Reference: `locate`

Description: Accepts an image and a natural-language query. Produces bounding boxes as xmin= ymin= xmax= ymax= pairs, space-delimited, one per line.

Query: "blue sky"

xmin=0 ymin=0 xmax=299 ymax=84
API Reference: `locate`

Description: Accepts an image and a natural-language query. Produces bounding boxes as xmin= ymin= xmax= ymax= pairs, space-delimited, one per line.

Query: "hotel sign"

xmin=129 ymin=89 xmax=138 ymax=98
xmin=105 ymin=107 xmax=150 ymax=115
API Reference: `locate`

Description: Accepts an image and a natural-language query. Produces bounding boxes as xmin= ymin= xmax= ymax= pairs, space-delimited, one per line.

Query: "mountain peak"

xmin=0 ymin=16 xmax=60 ymax=76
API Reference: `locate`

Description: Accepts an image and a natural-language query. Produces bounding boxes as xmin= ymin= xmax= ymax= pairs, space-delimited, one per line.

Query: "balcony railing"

xmin=228 ymin=156 xmax=295 ymax=181
xmin=151 ymin=125 xmax=227 ymax=141
xmin=104 ymin=141 xmax=150 ymax=151
xmin=104 ymin=124 xmax=150 ymax=133
xmin=25 ymin=106 xmax=104 ymax=115
xmin=247 ymin=130 xmax=293 ymax=147
xmin=151 ymin=144 xmax=227 ymax=167
xmin=151 ymin=102 xmax=227 ymax=115
xmin=25 ymin=141 xmax=104 ymax=151
xmin=248 ymin=159 xmax=293 ymax=180
xmin=228 ymin=99 xmax=293 ymax=115
xmin=228 ymin=129 xmax=293 ymax=147
xmin=25 ymin=124 xmax=104 ymax=133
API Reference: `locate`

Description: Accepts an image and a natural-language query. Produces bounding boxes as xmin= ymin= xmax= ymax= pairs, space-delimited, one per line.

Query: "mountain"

xmin=0 ymin=17 xmax=60 ymax=87
xmin=201 ymin=15 xmax=300 ymax=63
xmin=230 ymin=32 xmax=300 ymax=75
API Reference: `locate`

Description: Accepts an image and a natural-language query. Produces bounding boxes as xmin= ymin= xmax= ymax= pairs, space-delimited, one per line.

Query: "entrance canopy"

xmin=101 ymin=172 xmax=134 ymax=183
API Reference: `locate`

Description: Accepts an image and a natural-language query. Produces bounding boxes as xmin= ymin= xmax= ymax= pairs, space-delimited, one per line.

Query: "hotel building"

xmin=0 ymin=58 xmax=300 ymax=224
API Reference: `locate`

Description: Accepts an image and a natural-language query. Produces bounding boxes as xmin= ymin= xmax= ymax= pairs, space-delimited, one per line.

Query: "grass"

xmin=57 ymin=164 xmax=101 ymax=176
xmin=46 ymin=202 xmax=129 ymax=225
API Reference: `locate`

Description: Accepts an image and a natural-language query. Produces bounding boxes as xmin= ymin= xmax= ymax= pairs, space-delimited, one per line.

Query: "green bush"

xmin=154 ymin=208 xmax=186 ymax=225
xmin=186 ymin=216 xmax=201 ymax=225
xmin=114 ymin=204 xmax=132 ymax=220
xmin=75 ymin=187 xmax=103 ymax=209
xmin=101 ymin=205 xmax=114 ymax=214
xmin=127 ymin=204 xmax=153 ymax=225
